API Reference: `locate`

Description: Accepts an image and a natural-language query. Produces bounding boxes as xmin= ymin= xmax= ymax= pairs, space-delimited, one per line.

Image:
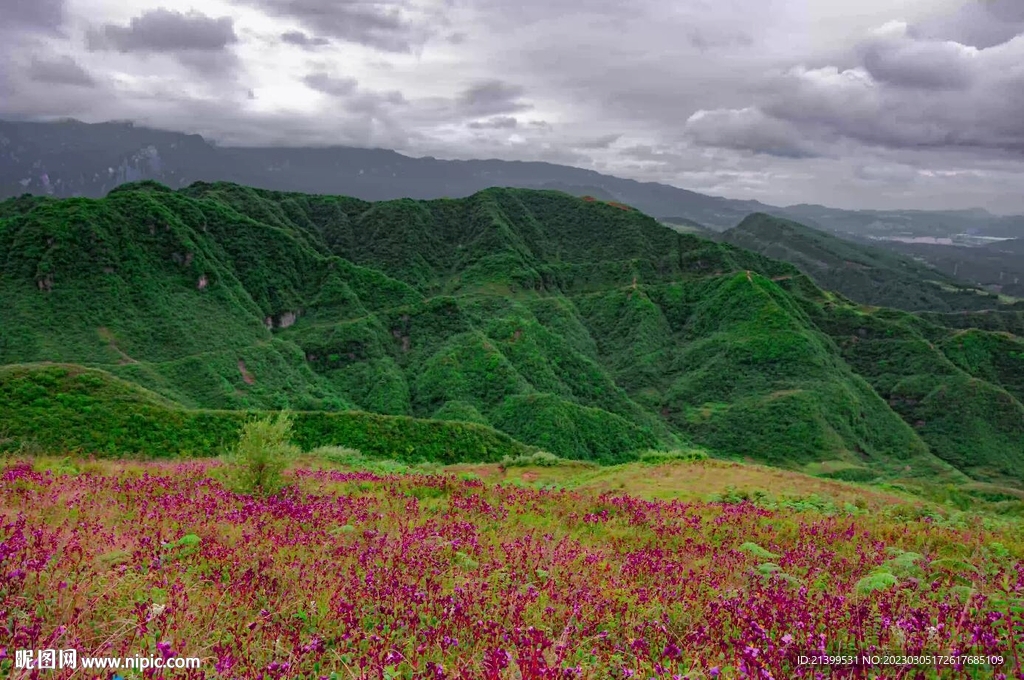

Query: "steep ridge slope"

xmin=814 ymin=307 xmax=1024 ymax=482
xmin=720 ymin=213 xmax=1019 ymax=313
xmin=1 ymin=182 xmax=1020 ymax=483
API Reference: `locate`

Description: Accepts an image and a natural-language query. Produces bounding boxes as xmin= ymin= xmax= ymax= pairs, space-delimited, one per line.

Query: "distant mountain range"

xmin=881 ymin=238 xmax=1024 ymax=299
xmin=4 ymin=119 xmax=1023 ymax=238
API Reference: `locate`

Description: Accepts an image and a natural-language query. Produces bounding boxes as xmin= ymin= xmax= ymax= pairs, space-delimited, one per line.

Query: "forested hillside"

xmin=1 ymin=182 xmax=1021 ymax=485
xmin=720 ymin=213 xmax=1022 ymax=313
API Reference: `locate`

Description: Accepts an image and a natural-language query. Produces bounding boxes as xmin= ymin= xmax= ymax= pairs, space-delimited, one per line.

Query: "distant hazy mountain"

xmin=5 ymin=119 xmax=1023 ymax=238
xmin=0 ymin=119 xmax=766 ymax=229
xmin=778 ymin=204 xmax=1024 ymax=240
xmin=883 ymin=238 xmax=1024 ymax=298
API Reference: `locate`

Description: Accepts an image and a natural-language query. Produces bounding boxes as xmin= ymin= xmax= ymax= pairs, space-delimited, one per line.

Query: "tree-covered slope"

xmin=814 ymin=307 xmax=1024 ymax=482
xmin=720 ymin=213 xmax=1019 ymax=313
xmin=0 ymin=363 xmax=533 ymax=463
xmin=1 ymin=182 xmax=1020 ymax=484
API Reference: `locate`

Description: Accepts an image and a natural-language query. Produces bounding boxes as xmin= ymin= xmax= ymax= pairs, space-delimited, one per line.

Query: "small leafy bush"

xmin=310 ymin=445 xmax=436 ymax=474
xmin=820 ymin=467 xmax=879 ymax=483
xmin=226 ymin=412 xmax=300 ymax=496
xmin=855 ymin=571 xmax=899 ymax=595
xmin=712 ymin=486 xmax=768 ymax=505
xmin=310 ymin=445 xmax=366 ymax=466
xmin=738 ymin=542 xmax=780 ymax=560
xmin=638 ymin=448 xmax=709 ymax=464
xmin=500 ymin=451 xmax=565 ymax=468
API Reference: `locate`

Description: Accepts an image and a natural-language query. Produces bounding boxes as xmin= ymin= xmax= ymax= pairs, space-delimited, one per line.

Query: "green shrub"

xmin=738 ymin=542 xmax=780 ymax=560
xmin=638 ymin=448 xmax=709 ymax=464
xmin=226 ymin=412 xmax=300 ymax=496
xmin=309 ymin=445 xmax=437 ymax=474
xmin=820 ymin=467 xmax=879 ymax=483
xmin=855 ymin=571 xmax=899 ymax=595
xmin=310 ymin=445 xmax=365 ymax=465
xmin=500 ymin=450 xmax=565 ymax=468
xmin=712 ymin=486 xmax=759 ymax=504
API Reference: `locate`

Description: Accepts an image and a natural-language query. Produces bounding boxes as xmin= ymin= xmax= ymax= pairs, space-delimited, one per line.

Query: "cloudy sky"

xmin=3 ymin=0 xmax=1023 ymax=212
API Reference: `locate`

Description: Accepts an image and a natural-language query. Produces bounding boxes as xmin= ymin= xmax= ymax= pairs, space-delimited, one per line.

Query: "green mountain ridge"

xmin=720 ymin=213 xmax=1021 ymax=313
xmin=1 ymin=182 xmax=1021 ymax=485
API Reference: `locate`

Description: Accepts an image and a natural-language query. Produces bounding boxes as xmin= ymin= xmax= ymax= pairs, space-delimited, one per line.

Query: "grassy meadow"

xmin=1 ymin=451 xmax=1022 ymax=679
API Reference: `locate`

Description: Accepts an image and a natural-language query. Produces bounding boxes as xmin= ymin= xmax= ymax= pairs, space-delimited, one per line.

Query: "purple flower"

xmin=214 ymin=653 xmax=234 ymax=673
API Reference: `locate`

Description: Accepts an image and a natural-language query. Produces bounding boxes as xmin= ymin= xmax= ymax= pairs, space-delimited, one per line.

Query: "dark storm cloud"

xmin=575 ymin=133 xmax=622 ymax=150
xmin=303 ymin=73 xmax=408 ymax=122
xmin=236 ymin=0 xmax=426 ymax=53
xmin=4 ymin=0 xmax=66 ymax=33
xmin=303 ymin=72 xmax=359 ymax=97
xmin=467 ymin=116 xmax=518 ymax=129
xmin=345 ymin=88 xmax=408 ymax=114
xmin=280 ymin=30 xmax=330 ymax=48
xmin=688 ymin=11 xmax=1024 ymax=161
xmin=857 ymin=27 xmax=976 ymax=90
xmin=87 ymin=9 xmax=238 ymax=53
xmin=28 ymin=56 xmax=96 ymax=87
xmin=772 ymin=36 xmax=1024 ymax=153
xmin=457 ymin=80 xmax=531 ymax=116
xmin=684 ymin=107 xmax=822 ymax=159
xmin=913 ymin=0 xmax=1024 ymax=49
xmin=686 ymin=27 xmax=753 ymax=53
xmin=620 ymin=145 xmax=690 ymax=166
xmin=853 ymin=163 xmax=918 ymax=184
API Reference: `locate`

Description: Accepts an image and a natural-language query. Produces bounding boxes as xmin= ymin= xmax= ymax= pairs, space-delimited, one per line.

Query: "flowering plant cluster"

xmin=1 ymin=460 xmax=1021 ymax=679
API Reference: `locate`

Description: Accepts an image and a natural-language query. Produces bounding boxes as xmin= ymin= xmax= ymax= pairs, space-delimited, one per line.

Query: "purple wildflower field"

xmin=1 ymin=459 xmax=1022 ymax=679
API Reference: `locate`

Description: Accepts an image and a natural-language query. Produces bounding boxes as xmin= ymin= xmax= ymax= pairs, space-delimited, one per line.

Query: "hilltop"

xmin=1 ymin=182 xmax=1022 ymax=487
